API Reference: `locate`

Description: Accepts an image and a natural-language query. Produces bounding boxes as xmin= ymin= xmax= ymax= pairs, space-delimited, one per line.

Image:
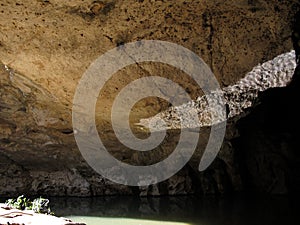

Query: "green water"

xmin=68 ymin=216 xmax=190 ymax=225
xmin=49 ymin=195 xmax=298 ymax=225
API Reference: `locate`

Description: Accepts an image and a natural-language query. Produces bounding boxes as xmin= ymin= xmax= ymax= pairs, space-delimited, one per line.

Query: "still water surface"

xmin=50 ymin=194 xmax=298 ymax=225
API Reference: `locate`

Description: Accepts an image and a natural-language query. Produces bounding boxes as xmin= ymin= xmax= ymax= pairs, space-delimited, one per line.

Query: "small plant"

xmin=5 ymin=195 xmax=32 ymax=210
xmin=5 ymin=195 xmax=53 ymax=214
xmin=32 ymin=197 xmax=51 ymax=214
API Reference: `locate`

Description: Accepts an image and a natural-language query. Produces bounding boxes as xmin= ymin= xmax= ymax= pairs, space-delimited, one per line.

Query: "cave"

xmin=1 ymin=0 xmax=300 ymax=224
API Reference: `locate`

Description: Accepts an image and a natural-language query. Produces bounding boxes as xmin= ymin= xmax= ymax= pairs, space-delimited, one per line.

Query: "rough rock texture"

xmin=1 ymin=0 xmax=300 ymax=196
xmin=234 ymin=13 xmax=300 ymax=194
xmin=234 ymin=66 xmax=300 ymax=194
xmin=137 ymin=51 xmax=296 ymax=131
xmin=0 ymin=204 xmax=86 ymax=225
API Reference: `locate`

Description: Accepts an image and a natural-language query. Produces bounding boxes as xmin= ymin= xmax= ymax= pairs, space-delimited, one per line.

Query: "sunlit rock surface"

xmin=0 ymin=204 xmax=85 ymax=225
xmin=137 ymin=51 xmax=296 ymax=131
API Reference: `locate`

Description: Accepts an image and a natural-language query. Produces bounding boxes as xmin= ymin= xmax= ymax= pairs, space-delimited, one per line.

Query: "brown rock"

xmin=0 ymin=0 xmax=299 ymax=196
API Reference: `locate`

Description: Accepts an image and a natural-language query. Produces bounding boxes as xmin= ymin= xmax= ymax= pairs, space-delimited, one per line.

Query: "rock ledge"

xmin=0 ymin=204 xmax=85 ymax=225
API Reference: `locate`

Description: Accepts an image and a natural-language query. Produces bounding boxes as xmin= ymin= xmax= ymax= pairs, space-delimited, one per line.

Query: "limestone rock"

xmin=0 ymin=0 xmax=300 ymax=196
xmin=0 ymin=204 xmax=85 ymax=225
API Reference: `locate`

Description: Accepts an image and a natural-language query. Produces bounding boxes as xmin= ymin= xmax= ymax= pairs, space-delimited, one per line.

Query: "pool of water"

xmin=67 ymin=216 xmax=190 ymax=225
xmin=49 ymin=194 xmax=299 ymax=225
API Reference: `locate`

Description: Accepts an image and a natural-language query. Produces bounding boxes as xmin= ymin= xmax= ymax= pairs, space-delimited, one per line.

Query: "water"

xmin=49 ymin=194 xmax=298 ymax=225
xmin=67 ymin=217 xmax=190 ymax=225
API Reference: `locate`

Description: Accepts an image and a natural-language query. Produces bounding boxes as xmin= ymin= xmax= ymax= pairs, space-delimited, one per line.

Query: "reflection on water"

xmin=50 ymin=194 xmax=298 ymax=225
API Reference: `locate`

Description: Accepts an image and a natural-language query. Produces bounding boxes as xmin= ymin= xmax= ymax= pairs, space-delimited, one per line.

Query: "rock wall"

xmin=0 ymin=0 xmax=300 ymax=196
xmin=234 ymin=11 xmax=300 ymax=194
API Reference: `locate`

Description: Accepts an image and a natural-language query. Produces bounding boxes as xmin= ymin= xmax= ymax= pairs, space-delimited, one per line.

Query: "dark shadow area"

xmin=233 ymin=10 xmax=300 ymax=195
xmin=47 ymin=194 xmax=299 ymax=225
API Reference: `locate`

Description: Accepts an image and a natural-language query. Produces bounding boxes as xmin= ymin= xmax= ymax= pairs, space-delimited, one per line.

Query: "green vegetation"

xmin=5 ymin=195 xmax=53 ymax=214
